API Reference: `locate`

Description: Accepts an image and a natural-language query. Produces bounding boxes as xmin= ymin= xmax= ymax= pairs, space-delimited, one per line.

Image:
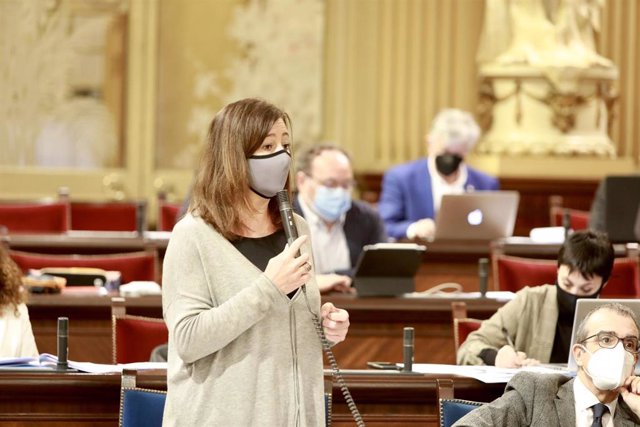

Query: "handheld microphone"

xmin=57 ymin=317 xmax=69 ymax=371
xmin=403 ymin=327 xmax=414 ymax=372
xmin=276 ymin=190 xmax=299 ymax=247
xmin=478 ymin=258 xmax=488 ymax=297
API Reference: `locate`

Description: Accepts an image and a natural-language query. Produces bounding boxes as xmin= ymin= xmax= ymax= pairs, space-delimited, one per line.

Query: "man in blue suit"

xmin=378 ymin=109 xmax=499 ymax=240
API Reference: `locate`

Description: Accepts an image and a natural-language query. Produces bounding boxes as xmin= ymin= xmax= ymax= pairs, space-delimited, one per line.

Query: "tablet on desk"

xmin=352 ymin=243 xmax=426 ymax=297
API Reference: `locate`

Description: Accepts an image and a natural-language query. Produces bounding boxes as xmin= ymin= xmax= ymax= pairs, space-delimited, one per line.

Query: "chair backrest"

xmin=0 ymin=201 xmax=70 ymax=234
xmin=157 ymin=200 xmax=182 ymax=231
xmin=112 ymin=297 xmax=168 ymax=364
xmin=548 ymin=195 xmax=590 ymax=231
xmin=550 ymin=207 xmax=590 ymax=230
xmin=119 ymin=369 xmax=166 ymax=427
xmin=10 ymin=249 xmax=159 ymax=284
xmin=451 ymin=302 xmax=482 ymax=355
xmin=70 ymin=200 xmax=147 ymax=232
xmin=437 ymin=379 xmax=483 ymax=427
xmin=492 ymin=254 xmax=557 ymax=292
xmin=493 ymin=254 xmax=640 ymax=297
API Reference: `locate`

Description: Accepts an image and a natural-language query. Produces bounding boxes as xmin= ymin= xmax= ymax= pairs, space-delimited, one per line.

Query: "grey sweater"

xmin=162 ymin=214 xmax=325 ymax=426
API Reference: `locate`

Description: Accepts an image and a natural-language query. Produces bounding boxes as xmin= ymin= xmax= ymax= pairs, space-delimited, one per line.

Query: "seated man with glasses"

xmin=454 ymin=302 xmax=640 ymax=426
xmin=294 ymin=143 xmax=387 ymax=293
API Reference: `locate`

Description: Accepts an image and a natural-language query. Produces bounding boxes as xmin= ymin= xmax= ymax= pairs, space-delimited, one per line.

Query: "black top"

xmin=549 ymin=308 xmax=573 ymax=363
xmin=231 ymin=229 xmax=296 ymax=298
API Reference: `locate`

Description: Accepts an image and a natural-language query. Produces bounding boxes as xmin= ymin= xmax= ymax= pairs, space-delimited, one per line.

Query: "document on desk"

xmin=411 ymin=363 xmax=574 ymax=383
xmin=0 ymin=354 xmax=166 ymax=373
xmin=404 ymin=291 xmax=516 ymax=301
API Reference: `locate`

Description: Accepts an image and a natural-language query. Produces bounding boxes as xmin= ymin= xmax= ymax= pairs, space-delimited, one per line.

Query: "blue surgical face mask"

xmin=247 ymin=150 xmax=291 ymax=198
xmin=312 ymin=185 xmax=352 ymax=222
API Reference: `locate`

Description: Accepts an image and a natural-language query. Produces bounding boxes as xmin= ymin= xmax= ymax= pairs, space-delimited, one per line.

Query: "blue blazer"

xmin=378 ymin=158 xmax=500 ymax=239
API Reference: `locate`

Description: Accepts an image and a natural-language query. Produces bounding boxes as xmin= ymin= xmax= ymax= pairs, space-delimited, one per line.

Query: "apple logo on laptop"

xmin=467 ymin=209 xmax=483 ymax=226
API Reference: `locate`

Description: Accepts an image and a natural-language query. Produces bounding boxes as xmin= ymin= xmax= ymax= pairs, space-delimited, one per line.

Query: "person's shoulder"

xmin=508 ymin=371 xmax=571 ymax=393
xmin=350 ymin=199 xmax=379 ymax=216
xmin=466 ymin=165 xmax=499 ymax=183
xmin=171 ymin=213 xmax=220 ymax=242
xmin=385 ymin=158 xmax=427 ymax=176
xmin=517 ymin=284 xmax=555 ymax=295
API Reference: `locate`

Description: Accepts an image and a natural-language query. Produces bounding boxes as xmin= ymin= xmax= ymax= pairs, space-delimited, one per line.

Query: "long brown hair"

xmin=0 ymin=245 xmax=26 ymax=316
xmin=190 ymin=98 xmax=291 ymax=240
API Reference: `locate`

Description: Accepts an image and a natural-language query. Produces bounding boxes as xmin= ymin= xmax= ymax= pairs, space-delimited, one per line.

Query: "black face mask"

xmin=435 ymin=153 xmax=463 ymax=176
xmin=555 ymin=282 xmax=600 ymax=318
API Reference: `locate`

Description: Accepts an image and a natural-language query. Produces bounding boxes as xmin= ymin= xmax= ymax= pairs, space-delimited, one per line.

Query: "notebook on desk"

xmin=432 ymin=191 xmax=520 ymax=241
xmin=352 ymin=243 xmax=426 ymax=297
xmin=567 ymin=299 xmax=640 ymax=372
xmin=604 ymin=176 xmax=640 ymax=243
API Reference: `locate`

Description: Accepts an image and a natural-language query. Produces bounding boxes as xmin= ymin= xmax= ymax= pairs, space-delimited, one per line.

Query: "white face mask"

xmin=582 ymin=342 xmax=636 ymax=390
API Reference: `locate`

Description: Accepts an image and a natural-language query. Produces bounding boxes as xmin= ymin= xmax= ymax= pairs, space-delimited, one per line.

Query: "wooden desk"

xmin=6 ymin=231 xmax=169 ymax=254
xmin=27 ymin=289 xmax=506 ymax=367
xmin=0 ymin=370 xmax=505 ymax=427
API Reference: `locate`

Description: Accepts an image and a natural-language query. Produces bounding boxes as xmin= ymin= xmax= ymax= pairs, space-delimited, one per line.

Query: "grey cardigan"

xmin=162 ymin=213 xmax=325 ymax=426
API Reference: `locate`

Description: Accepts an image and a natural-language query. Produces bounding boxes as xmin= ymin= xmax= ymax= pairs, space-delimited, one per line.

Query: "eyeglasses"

xmin=580 ymin=331 xmax=640 ymax=354
xmin=306 ymin=175 xmax=356 ymax=190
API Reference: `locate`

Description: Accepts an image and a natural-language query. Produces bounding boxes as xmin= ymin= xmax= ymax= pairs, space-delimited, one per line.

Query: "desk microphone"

xmin=562 ymin=208 xmax=571 ymax=238
xmin=478 ymin=258 xmax=489 ymax=297
xmin=403 ymin=327 xmax=414 ymax=372
xmin=57 ymin=317 xmax=69 ymax=371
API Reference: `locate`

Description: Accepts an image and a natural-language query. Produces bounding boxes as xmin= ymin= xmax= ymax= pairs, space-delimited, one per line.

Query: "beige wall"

xmin=1 ymin=0 xmax=638 ymax=204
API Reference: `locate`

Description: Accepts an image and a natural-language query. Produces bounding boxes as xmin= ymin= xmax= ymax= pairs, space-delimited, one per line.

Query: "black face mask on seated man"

xmin=556 ymin=282 xmax=601 ymax=317
xmin=435 ymin=153 xmax=463 ymax=176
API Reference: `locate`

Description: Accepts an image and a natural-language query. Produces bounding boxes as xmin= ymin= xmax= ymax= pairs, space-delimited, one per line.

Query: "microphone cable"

xmin=277 ymin=190 xmax=365 ymax=426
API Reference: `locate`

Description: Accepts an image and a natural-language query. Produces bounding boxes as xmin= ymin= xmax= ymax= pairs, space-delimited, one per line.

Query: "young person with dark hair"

xmin=457 ymin=230 xmax=615 ymax=367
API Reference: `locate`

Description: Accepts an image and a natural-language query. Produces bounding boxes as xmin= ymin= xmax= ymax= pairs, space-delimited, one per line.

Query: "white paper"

xmin=409 ymin=363 xmax=574 ymax=384
xmin=0 ymin=353 xmax=166 ymax=373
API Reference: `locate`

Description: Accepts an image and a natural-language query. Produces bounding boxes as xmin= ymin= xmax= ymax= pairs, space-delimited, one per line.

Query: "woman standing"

xmin=162 ymin=98 xmax=350 ymax=426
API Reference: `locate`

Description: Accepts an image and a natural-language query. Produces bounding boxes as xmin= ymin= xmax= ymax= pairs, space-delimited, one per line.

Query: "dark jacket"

xmin=292 ymin=195 xmax=387 ymax=276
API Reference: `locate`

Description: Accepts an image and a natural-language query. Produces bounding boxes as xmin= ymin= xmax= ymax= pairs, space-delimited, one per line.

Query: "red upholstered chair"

xmin=9 ymin=249 xmax=159 ymax=284
xmin=69 ymin=200 xmax=147 ymax=232
xmin=549 ymin=207 xmax=590 ymax=231
xmin=157 ymin=200 xmax=182 ymax=232
xmin=0 ymin=201 xmax=70 ymax=234
xmin=493 ymin=254 xmax=640 ymax=297
xmin=492 ymin=254 xmax=557 ymax=293
xmin=602 ymin=257 xmax=640 ymax=297
xmin=451 ymin=302 xmax=482 ymax=355
xmin=549 ymin=195 xmax=590 ymax=230
xmin=112 ymin=297 xmax=168 ymax=364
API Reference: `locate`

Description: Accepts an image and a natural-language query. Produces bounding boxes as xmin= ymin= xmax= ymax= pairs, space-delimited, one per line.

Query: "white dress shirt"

xmin=297 ymin=195 xmax=351 ymax=274
xmin=573 ymin=375 xmax=616 ymax=427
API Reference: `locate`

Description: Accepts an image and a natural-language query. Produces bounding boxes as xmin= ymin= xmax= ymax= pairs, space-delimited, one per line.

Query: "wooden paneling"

xmin=0 ymin=370 xmax=505 ymax=427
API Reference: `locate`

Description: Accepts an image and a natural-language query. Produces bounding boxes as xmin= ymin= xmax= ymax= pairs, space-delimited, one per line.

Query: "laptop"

xmin=604 ymin=176 xmax=640 ymax=243
xmin=432 ymin=191 xmax=520 ymax=241
xmin=567 ymin=298 xmax=640 ymax=371
xmin=352 ymin=243 xmax=426 ymax=297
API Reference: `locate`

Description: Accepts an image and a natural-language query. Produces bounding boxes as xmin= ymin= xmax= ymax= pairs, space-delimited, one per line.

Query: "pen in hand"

xmin=501 ymin=327 xmax=516 ymax=349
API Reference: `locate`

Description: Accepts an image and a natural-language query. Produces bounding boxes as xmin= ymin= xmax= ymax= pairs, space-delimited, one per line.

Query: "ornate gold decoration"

xmin=543 ymin=90 xmax=587 ymax=134
xmin=477 ymin=78 xmax=496 ymax=132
